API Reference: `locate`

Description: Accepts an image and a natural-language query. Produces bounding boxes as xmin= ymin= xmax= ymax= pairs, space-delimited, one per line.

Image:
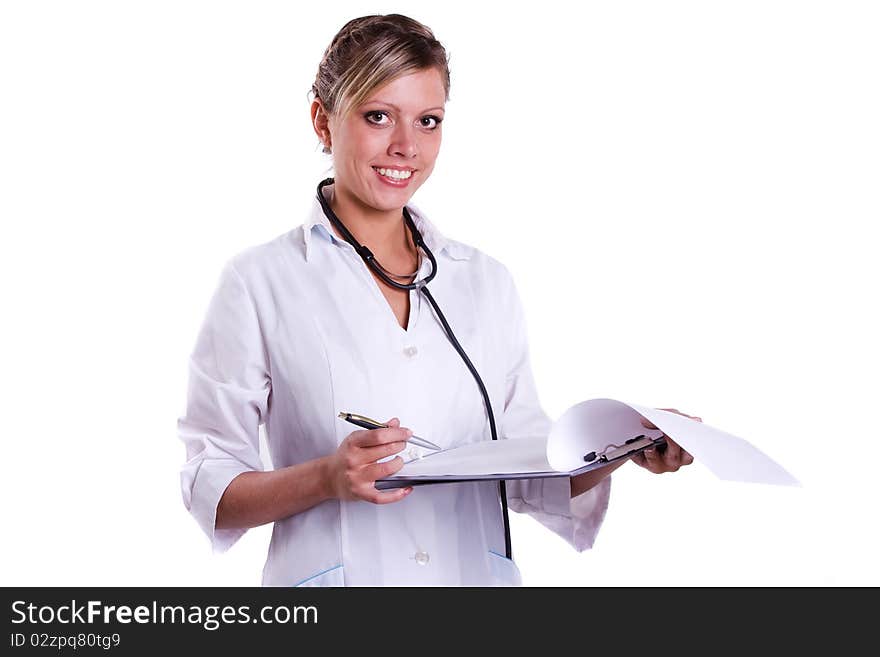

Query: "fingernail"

xmin=404 ymin=487 xmax=413 ymax=494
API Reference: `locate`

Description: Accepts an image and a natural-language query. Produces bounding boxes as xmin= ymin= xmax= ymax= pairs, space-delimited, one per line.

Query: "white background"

xmin=1 ymin=1 xmax=877 ymax=587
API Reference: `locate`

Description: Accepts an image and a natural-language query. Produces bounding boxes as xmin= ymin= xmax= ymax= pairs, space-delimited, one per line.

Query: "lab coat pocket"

xmin=292 ymin=564 xmax=344 ymax=587
xmin=487 ymin=551 xmax=522 ymax=587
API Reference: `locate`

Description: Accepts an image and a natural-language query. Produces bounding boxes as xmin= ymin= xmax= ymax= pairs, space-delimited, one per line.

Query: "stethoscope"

xmin=316 ymin=177 xmax=513 ymax=560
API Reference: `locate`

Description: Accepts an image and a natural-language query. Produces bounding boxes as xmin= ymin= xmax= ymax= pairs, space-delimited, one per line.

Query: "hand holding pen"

xmin=338 ymin=412 xmax=441 ymax=451
xmin=325 ymin=417 xmax=416 ymax=505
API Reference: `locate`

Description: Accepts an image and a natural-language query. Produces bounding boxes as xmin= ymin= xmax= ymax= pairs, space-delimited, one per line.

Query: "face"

xmin=316 ymin=67 xmax=446 ymax=215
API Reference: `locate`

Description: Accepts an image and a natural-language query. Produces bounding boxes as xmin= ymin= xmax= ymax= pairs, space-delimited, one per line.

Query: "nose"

xmin=387 ymin=123 xmax=418 ymax=159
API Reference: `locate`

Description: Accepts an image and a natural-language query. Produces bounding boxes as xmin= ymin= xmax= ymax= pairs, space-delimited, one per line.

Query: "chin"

xmin=373 ymin=197 xmax=412 ymax=212
xmin=370 ymin=186 xmax=418 ymax=209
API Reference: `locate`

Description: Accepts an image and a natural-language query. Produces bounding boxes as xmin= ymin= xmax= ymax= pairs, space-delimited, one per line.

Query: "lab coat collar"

xmin=302 ymin=181 xmax=471 ymax=263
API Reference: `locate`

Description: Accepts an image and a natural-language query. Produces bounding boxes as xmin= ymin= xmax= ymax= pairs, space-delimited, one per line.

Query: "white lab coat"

xmin=178 ymin=182 xmax=611 ymax=586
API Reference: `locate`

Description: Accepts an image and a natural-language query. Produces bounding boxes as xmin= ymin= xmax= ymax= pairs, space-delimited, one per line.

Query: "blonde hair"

xmin=311 ymin=14 xmax=450 ymax=125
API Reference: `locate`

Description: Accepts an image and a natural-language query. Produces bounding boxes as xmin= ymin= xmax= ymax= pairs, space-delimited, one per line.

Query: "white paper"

xmin=396 ymin=436 xmax=551 ymax=477
xmin=628 ymin=402 xmax=799 ymax=486
xmin=387 ymin=398 xmax=800 ymax=486
xmin=548 ymin=399 xmax=800 ymax=486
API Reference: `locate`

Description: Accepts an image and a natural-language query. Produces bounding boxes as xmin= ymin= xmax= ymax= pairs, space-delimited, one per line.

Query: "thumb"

xmin=386 ymin=417 xmax=400 ymax=427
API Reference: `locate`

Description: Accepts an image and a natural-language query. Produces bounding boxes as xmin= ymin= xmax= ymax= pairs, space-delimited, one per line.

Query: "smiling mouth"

xmin=372 ymin=166 xmax=414 ymax=181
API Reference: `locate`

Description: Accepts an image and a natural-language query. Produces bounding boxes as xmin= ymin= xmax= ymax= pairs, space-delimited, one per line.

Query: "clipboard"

xmin=376 ymin=433 xmax=666 ymax=490
xmin=373 ymin=398 xmax=799 ymax=490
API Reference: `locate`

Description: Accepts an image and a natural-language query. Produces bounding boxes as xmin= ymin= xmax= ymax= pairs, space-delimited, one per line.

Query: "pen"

xmin=337 ymin=412 xmax=442 ymax=451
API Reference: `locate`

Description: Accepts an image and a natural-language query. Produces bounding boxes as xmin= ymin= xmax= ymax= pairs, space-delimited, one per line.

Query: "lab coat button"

xmin=414 ymin=550 xmax=430 ymax=566
xmin=403 ymin=345 xmax=418 ymax=358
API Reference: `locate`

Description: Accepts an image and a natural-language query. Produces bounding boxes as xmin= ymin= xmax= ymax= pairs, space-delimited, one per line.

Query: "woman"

xmin=178 ymin=13 xmax=696 ymax=586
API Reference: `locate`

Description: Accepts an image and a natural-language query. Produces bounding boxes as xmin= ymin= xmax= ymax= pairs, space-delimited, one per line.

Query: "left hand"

xmin=631 ymin=408 xmax=701 ymax=474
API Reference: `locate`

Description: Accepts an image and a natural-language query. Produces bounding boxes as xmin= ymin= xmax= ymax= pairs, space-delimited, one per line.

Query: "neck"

xmin=326 ymin=182 xmax=415 ymax=260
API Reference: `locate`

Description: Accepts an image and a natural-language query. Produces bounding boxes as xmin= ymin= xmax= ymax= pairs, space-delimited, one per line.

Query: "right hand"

xmin=326 ymin=417 xmax=414 ymax=504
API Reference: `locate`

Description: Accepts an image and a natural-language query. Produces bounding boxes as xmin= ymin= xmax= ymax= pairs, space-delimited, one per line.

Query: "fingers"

xmin=335 ymin=450 xmax=413 ymax=504
xmin=359 ymin=440 xmax=408 ymax=462
xmin=348 ymin=418 xmax=412 ymax=448
xmin=633 ymin=438 xmax=695 ymax=474
xmin=634 ymin=408 xmax=702 ymax=475
xmin=371 ymin=486 xmax=414 ymax=505
xmin=350 ymin=478 xmax=414 ymax=505
xmin=666 ymin=435 xmax=694 ymax=466
xmin=639 ymin=445 xmax=665 ymax=473
xmin=662 ymin=438 xmax=682 ymax=471
xmin=362 ymin=454 xmax=406 ymax=482
xmin=358 ymin=457 xmax=412 ymax=504
xmin=634 ymin=444 xmax=673 ymax=474
xmin=332 ymin=417 xmax=418 ymax=504
xmin=340 ymin=440 xmax=400 ymax=472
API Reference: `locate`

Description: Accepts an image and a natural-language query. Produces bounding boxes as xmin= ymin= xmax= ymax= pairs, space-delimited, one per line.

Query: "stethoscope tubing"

xmin=316 ymin=178 xmax=512 ymax=560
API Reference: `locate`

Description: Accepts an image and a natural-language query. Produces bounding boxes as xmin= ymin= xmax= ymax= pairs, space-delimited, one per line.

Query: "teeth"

xmin=375 ymin=167 xmax=412 ymax=180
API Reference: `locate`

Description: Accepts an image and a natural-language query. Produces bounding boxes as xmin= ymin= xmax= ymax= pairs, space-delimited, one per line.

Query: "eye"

xmin=364 ymin=111 xmax=390 ymax=125
xmin=420 ymin=115 xmax=443 ymax=130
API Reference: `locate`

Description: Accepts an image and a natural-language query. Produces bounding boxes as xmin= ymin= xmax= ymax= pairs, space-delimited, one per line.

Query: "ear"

xmin=310 ymin=98 xmax=332 ymax=152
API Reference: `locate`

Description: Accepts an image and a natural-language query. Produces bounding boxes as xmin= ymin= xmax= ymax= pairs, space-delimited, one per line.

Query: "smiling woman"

xmin=176 ymin=12 xmax=695 ymax=588
xmin=313 ymin=67 xmax=446 ymax=222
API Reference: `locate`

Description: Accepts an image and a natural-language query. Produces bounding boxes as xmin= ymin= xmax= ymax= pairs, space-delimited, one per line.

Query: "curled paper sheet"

xmin=381 ymin=398 xmax=799 ymax=488
xmin=547 ymin=399 xmax=799 ymax=486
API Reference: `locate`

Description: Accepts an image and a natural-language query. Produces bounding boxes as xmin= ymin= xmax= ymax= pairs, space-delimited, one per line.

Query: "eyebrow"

xmin=363 ymin=101 xmax=445 ymax=113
